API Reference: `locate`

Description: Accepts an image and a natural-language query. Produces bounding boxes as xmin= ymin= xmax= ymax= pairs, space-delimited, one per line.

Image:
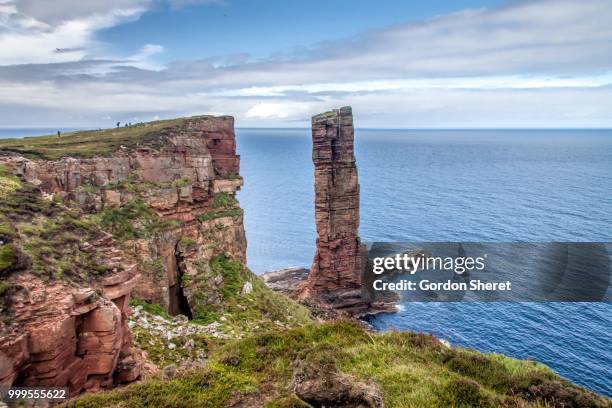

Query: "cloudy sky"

xmin=1 ymin=0 xmax=611 ymax=128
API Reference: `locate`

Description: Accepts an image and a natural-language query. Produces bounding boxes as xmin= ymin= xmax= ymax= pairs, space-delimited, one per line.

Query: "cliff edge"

xmin=0 ymin=116 xmax=310 ymax=397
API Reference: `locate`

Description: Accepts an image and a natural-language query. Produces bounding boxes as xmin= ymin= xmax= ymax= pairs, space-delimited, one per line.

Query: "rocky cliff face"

xmin=0 ymin=116 xmax=248 ymax=394
xmin=0 ymin=171 xmax=144 ymax=394
xmin=6 ymin=116 xmax=247 ymax=315
xmin=299 ymin=107 xmax=371 ymax=314
xmin=1 ymin=260 xmax=143 ymax=393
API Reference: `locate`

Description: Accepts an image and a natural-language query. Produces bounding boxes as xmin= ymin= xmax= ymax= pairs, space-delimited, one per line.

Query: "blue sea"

xmin=3 ymin=127 xmax=611 ymax=396
xmin=235 ymin=128 xmax=612 ymax=397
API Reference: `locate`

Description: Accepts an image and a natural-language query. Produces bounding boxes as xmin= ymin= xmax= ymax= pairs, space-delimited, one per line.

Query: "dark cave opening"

xmin=169 ymin=245 xmax=193 ymax=319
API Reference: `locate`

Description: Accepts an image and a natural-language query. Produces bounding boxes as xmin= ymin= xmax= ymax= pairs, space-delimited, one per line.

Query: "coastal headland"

xmin=0 ymin=110 xmax=608 ymax=407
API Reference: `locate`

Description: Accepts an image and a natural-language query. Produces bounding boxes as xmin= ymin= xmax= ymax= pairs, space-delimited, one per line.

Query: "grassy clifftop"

xmin=0 ymin=116 xmax=228 ymax=160
xmin=68 ymin=320 xmax=608 ymax=408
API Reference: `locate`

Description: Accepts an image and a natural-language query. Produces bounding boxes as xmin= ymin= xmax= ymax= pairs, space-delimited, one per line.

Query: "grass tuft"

xmin=0 ymin=245 xmax=17 ymax=273
xmin=129 ymin=298 xmax=172 ymax=320
xmin=95 ymin=200 xmax=182 ymax=240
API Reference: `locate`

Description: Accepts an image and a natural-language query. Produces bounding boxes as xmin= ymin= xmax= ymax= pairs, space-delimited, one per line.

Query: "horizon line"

xmin=1 ymin=126 xmax=611 ymax=132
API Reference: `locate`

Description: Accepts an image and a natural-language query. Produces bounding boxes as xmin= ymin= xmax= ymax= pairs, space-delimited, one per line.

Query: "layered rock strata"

xmin=0 ymin=115 xmax=248 ymax=394
xmin=0 ymin=234 xmax=143 ymax=394
xmin=298 ymin=107 xmax=371 ymax=314
xmin=5 ymin=116 xmax=247 ymax=315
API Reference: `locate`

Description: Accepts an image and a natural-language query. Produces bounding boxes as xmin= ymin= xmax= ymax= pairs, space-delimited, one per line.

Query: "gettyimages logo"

xmin=372 ymin=250 xmax=487 ymax=275
xmin=364 ymin=242 xmax=612 ymax=302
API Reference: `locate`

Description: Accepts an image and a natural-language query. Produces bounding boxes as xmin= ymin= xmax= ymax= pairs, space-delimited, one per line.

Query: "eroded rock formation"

xmin=299 ymin=107 xmax=371 ymax=314
xmin=0 ymin=233 xmax=143 ymax=394
xmin=0 ymin=115 xmax=248 ymax=394
xmin=6 ymin=116 xmax=247 ymax=315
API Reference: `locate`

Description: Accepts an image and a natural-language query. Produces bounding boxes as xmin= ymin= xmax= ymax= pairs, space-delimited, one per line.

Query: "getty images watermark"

xmin=364 ymin=242 xmax=612 ymax=301
xmin=371 ymin=251 xmax=512 ymax=292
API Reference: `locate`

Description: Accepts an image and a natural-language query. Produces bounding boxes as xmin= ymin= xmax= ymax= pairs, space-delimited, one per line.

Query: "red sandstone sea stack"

xmin=299 ymin=106 xmax=371 ymax=314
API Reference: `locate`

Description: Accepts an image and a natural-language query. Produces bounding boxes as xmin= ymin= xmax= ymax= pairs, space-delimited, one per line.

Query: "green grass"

xmin=97 ymin=174 xmax=193 ymax=195
xmin=0 ymin=280 xmax=10 ymax=296
xmin=172 ymin=177 xmax=192 ymax=188
xmin=0 ymin=168 xmax=21 ymax=200
xmin=195 ymin=192 xmax=242 ymax=223
xmin=211 ymin=254 xmax=244 ymax=299
xmin=0 ymin=115 xmax=235 ymax=160
xmin=0 ymin=117 xmax=205 ymax=160
xmin=68 ymin=321 xmax=608 ymax=408
xmin=16 ymin=214 xmax=110 ymax=280
xmin=0 ymin=221 xmax=11 ymax=237
xmin=129 ymin=298 xmax=173 ymax=320
xmin=0 ymin=163 xmax=11 ymax=176
xmin=95 ymin=200 xmax=182 ymax=240
xmin=130 ymin=325 xmax=210 ymax=368
xmin=196 ymin=208 xmax=243 ymax=223
xmin=127 ymin=256 xmax=312 ymax=367
xmin=187 ymin=255 xmax=311 ymax=331
xmin=0 ymin=245 xmax=17 ymax=273
xmin=0 ymin=173 xmax=114 ymax=283
xmin=225 ymin=173 xmax=242 ymax=181
xmin=177 ymin=237 xmax=197 ymax=251
xmin=212 ymin=193 xmax=238 ymax=209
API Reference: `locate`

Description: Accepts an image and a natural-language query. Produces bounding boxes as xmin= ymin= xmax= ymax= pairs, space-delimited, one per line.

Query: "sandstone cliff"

xmin=0 ymin=164 xmax=143 ymax=394
xmin=0 ymin=116 xmax=253 ymax=395
xmin=2 ymin=116 xmax=247 ymax=317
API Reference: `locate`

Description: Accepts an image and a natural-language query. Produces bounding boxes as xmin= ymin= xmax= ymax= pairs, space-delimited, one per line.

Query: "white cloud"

xmin=129 ymin=43 xmax=165 ymax=70
xmin=246 ymin=102 xmax=312 ymax=119
xmin=0 ymin=0 xmax=201 ymax=66
xmin=0 ymin=0 xmax=150 ymax=65
xmin=217 ymin=75 xmax=612 ymax=98
xmin=0 ymin=0 xmax=611 ymax=127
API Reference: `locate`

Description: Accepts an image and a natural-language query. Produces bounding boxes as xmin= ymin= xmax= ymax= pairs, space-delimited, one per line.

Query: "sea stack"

xmin=300 ymin=106 xmax=369 ymax=314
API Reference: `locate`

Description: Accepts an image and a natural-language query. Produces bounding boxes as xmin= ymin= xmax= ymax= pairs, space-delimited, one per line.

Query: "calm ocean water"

xmin=235 ymin=128 xmax=612 ymax=396
xmin=2 ymin=127 xmax=611 ymax=395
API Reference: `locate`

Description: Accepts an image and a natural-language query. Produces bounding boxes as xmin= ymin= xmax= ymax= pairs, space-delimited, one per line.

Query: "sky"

xmin=0 ymin=0 xmax=611 ymax=128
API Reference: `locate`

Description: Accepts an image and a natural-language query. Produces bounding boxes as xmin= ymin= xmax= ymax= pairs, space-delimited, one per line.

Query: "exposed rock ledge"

xmin=262 ymin=266 xmax=398 ymax=319
xmin=0 ymin=234 xmax=144 ymax=394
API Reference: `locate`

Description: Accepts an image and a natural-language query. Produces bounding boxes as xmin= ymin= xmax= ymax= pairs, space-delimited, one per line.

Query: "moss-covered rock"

xmin=0 ymin=280 xmax=11 ymax=296
xmin=95 ymin=199 xmax=182 ymax=241
xmin=0 ymin=245 xmax=17 ymax=273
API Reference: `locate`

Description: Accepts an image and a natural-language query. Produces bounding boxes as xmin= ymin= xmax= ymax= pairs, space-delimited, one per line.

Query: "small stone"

xmin=162 ymin=364 xmax=177 ymax=381
xmin=174 ymin=314 xmax=188 ymax=323
xmin=241 ymin=281 xmax=253 ymax=294
xmin=167 ymin=343 xmax=176 ymax=350
xmin=439 ymin=339 xmax=451 ymax=348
